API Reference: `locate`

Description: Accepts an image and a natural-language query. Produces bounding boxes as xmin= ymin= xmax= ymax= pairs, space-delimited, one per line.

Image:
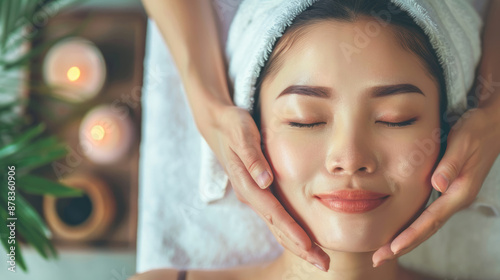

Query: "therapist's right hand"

xmin=141 ymin=0 xmax=330 ymax=272
xmin=203 ymin=103 xmax=330 ymax=272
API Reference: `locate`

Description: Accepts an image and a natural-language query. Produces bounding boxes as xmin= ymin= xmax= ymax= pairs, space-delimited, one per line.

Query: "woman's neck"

xmin=266 ymin=248 xmax=409 ymax=280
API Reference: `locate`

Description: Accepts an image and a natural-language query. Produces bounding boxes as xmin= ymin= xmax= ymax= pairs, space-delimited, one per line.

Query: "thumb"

xmin=431 ymin=136 xmax=469 ymax=193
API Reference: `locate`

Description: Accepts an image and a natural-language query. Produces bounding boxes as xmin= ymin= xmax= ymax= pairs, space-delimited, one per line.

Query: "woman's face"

xmin=259 ymin=18 xmax=441 ymax=252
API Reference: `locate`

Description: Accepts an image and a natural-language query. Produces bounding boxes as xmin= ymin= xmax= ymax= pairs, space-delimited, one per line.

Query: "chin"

xmin=291 ymin=191 xmax=432 ymax=254
xmin=315 ymin=231 xmax=395 ymax=253
xmin=304 ymin=216 xmax=401 ymax=253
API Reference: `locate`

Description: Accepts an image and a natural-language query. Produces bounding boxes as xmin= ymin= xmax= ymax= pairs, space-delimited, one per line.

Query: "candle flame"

xmin=90 ymin=125 xmax=105 ymax=141
xmin=67 ymin=66 xmax=81 ymax=82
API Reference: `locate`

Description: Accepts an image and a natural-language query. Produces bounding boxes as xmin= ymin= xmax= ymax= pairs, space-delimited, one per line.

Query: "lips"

xmin=314 ymin=189 xmax=390 ymax=214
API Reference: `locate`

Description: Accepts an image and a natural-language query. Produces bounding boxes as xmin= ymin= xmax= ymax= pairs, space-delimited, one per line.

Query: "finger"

xmin=225 ymin=150 xmax=329 ymax=269
xmin=431 ymin=132 xmax=472 ymax=193
xmin=228 ymin=157 xmax=309 ymax=250
xmin=225 ymin=149 xmax=308 ymax=249
xmin=389 ymin=177 xmax=472 ymax=256
xmin=267 ymin=222 xmax=329 ymax=272
xmin=262 ymin=195 xmax=330 ymax=270
xmin=235 ymin=133 xmax=274 ymax=189
xmin=371 ymin=242 xmax=393 ymax=267
xmin=232 ymin=187 xmax=249 ymax=205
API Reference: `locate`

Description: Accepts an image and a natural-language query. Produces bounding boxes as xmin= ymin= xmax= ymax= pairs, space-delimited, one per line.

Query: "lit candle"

xmin=79 ymin=105 xmax=134 ymax=164
xmin=43 ymin=37 xmax=106 ymax=102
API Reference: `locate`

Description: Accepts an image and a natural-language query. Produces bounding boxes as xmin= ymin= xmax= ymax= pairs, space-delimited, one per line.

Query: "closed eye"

xmin=288 ymin=122 xmax=325 ymax=128
xmin=289 ymin=118 xmax=416 ymax=128
xmin=377 ymin=118 xmax=417 ymax=127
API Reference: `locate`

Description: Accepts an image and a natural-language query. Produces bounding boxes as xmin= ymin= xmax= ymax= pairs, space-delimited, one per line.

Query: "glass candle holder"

xmin=79 ymin=105 xmax=134 ymax=164
xmin=43 ymin=37 xmax=106 ymax=102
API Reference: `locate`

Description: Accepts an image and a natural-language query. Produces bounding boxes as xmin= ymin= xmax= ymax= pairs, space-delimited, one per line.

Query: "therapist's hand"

xmin=204 ymin=104 xmax=330 ymax=271
xmin=142 ymin=0 xmax=330 ymax=271
xmin=372 ymin=0 xmax=500 ymax=267
xmin=372 ymin=106 xmax=500 ymax=267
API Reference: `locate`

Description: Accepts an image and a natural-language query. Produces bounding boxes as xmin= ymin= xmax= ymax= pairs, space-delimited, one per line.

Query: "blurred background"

xmin=0 ymin=0 xmax=145 ymax=279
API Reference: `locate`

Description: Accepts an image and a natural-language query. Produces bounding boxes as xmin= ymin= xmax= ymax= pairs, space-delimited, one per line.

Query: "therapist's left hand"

xmin=372 ymin=106 xmax=500 ymax=267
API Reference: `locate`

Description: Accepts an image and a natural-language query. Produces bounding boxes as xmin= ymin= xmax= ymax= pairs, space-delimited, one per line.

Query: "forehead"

xmin=261 ymin=19 xmax=431 ymax=95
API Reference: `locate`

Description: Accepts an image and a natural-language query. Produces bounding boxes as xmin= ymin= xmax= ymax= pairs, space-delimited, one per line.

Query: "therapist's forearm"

xmin=141 ymin=0 xmax=234 ymax=132
xmin=477 ymin=0 xmax=500 ymax=123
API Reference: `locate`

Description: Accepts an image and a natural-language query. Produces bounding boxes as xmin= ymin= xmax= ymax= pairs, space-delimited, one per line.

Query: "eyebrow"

xmin=276 ymin=83 xmax=425 ymax=99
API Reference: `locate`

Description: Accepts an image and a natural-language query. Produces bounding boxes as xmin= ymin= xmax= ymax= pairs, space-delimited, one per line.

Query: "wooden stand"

xmin=27 ymin=7 xmax=147 ymax=250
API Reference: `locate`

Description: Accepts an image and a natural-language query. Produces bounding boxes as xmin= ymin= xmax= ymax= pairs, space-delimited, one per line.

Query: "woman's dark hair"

xmin=252 ymin=0 xmax=449 ymax=160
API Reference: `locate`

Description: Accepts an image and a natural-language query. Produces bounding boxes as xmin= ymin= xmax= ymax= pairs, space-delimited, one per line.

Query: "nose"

xmin=325 ymin=124 xmax=378 ymax=176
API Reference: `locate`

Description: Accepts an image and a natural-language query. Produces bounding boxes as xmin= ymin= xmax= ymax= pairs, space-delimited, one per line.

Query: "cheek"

xmin=264 ymin=133 xmax=324 ymax=184
xmin=384 ymin=138 xmax=438 ymax=182
xmin=262 ymin=132 xmax=325 ymax=239
xmin=380 ymin=124 xmax=441 ymax=221
xmin=388 ymin=123 xmax=441 ymax=184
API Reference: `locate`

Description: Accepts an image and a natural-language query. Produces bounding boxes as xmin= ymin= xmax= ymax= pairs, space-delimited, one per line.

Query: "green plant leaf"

xmin=0 ymin=194 xmax=27 ymax=272
xmin=17 ymin=220 xmax=48 ymax=259
xmin=0 ymin=205 xmax=11 ymax=253
xmin=17 ymin=174 xmax=83 ymax=197
xmin=0 ymin=123 xmax=45 ymax=159
xmin=0 ymin=0 xmax=88 ymax=273
xmin=14 ymin=146 xmax=68 ymax=173
xmin=12 ymin=197 xmax=58 ymax=265
xmin=6 ymin=135 xmax=65 ymax=162
xmin=12 ymin=194 xmax=49 ymax=239
xmin=1 ymin=0 xmax=88 ymax=68
xmin=1 ymin=32 xmax=73 ymax=69
xmin=14 ymin=239 xmax=28 ymax=272
xmin=0 ymin=187 xmax=56 ymax=265
xmin=13 ymin=135 xmax=59 ymax=156
xmin=3 ymin=0 xmax=60 ymax=50
xmin=0 ymin=0 xmax=13 ymax=51
xmin=0 ymin=117 xmax=26 ymax=137
xmin=0 ymin=99 xmax=23 ymax=113
xmin=1 ymin=11 xmax=92 ymax=70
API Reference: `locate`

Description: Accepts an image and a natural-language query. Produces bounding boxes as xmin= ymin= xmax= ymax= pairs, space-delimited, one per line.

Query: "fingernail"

xmin=392 ymin=246 xmax=407 ymax=255
xmin=313 ymin=263 xmax=326 ymax=272
xmin=435 ymin=173 xmax=449 ymax=192
xmin=373 ymin=259 xmax=387 ymax=268
xmin=256 ymin=171 xmax=271 ymax=188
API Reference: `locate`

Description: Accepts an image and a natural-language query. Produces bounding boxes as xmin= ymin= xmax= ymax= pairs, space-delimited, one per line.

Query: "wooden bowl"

xmin=43 ymin=174 xmax=116 ymax=241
